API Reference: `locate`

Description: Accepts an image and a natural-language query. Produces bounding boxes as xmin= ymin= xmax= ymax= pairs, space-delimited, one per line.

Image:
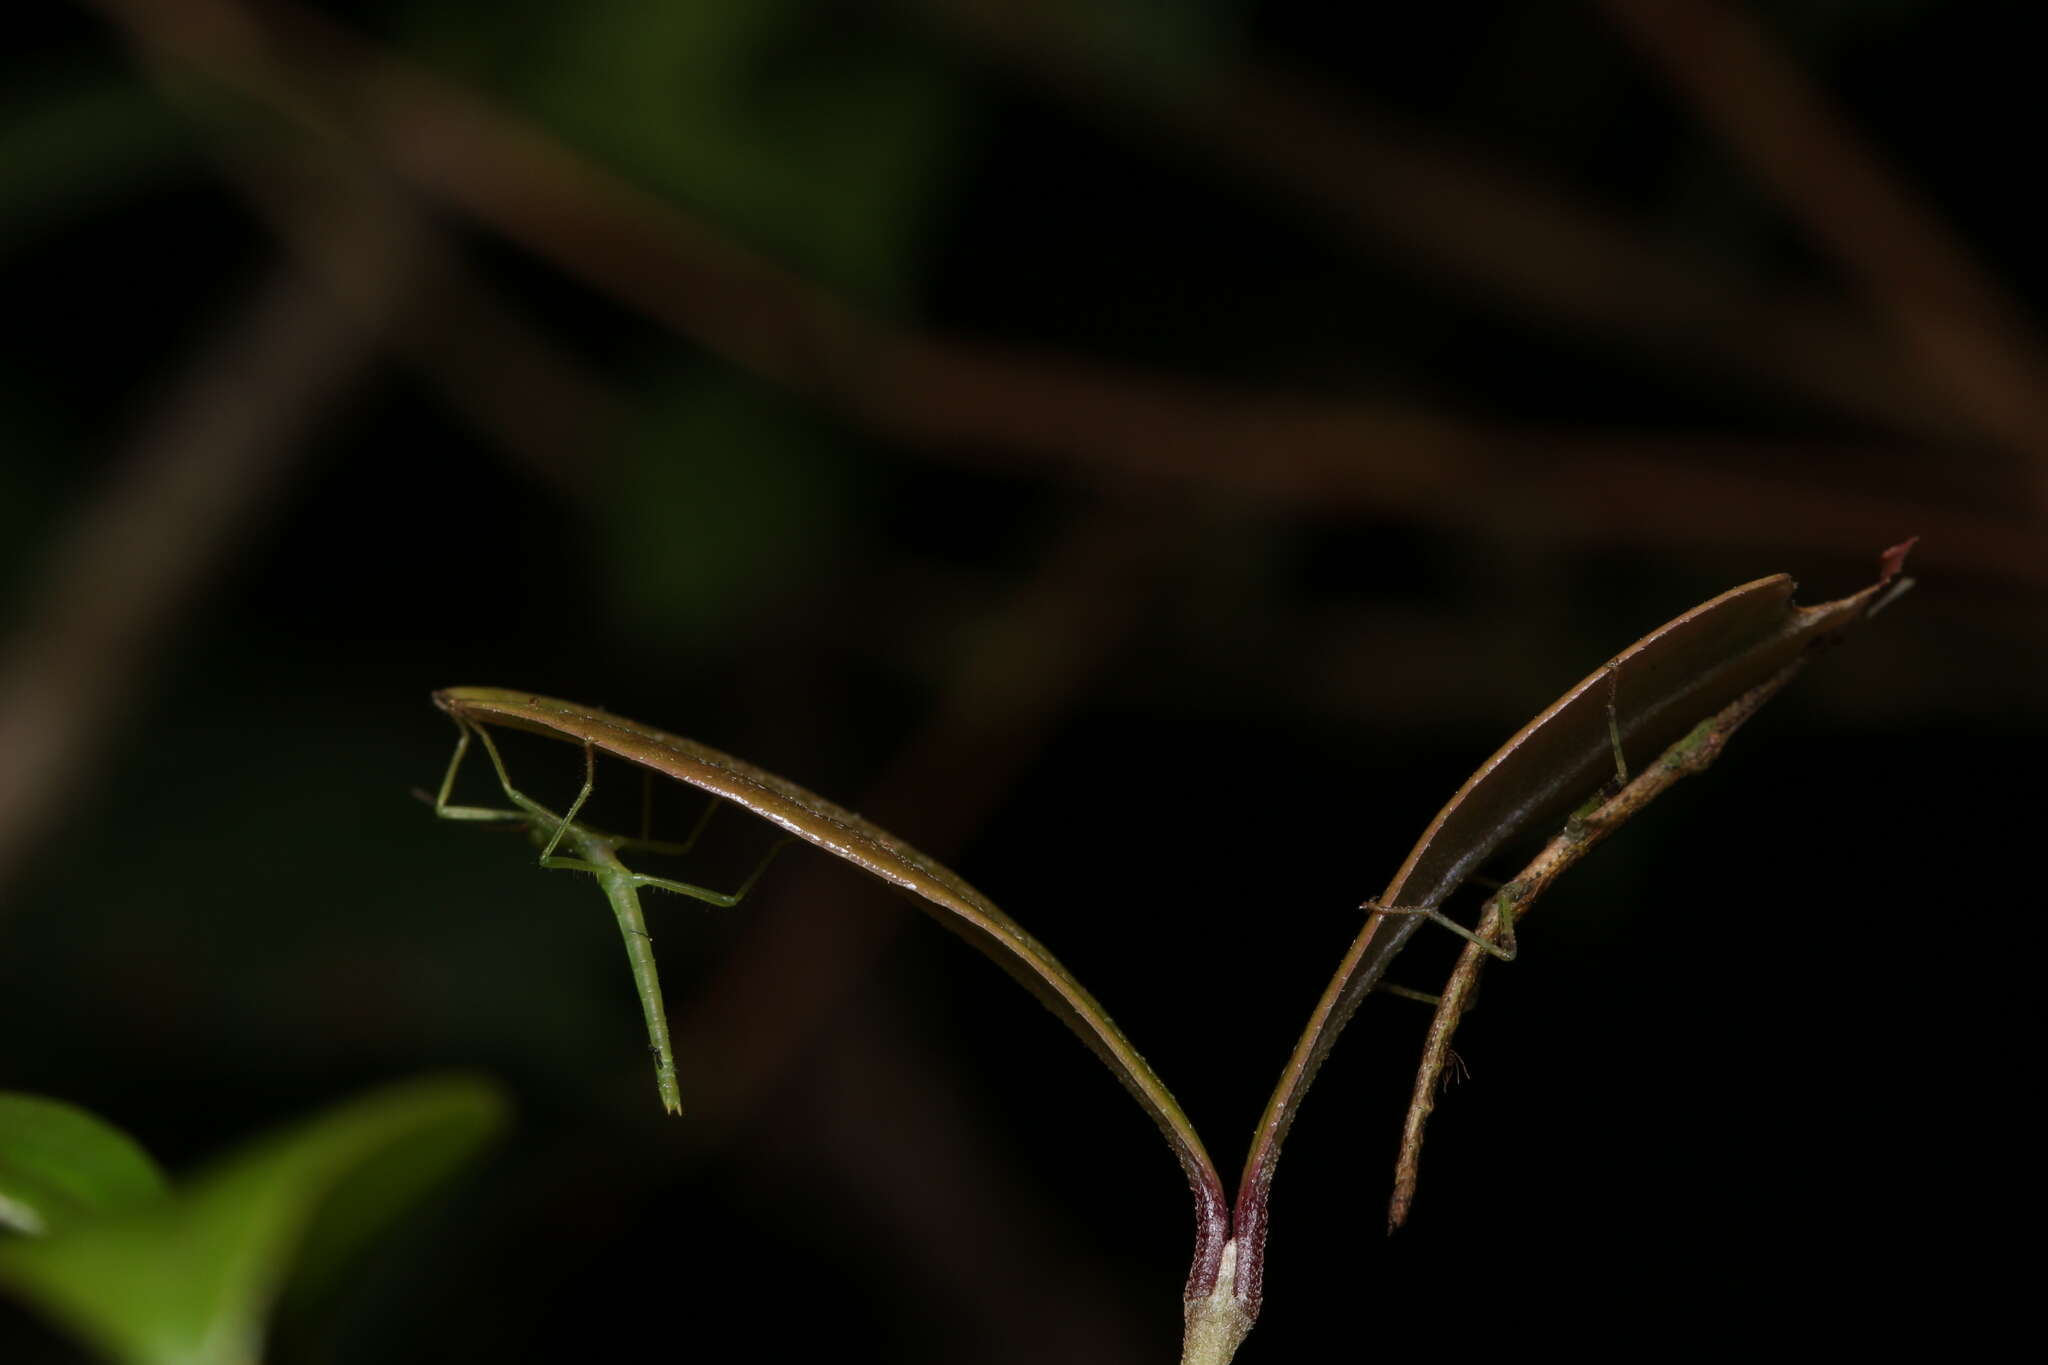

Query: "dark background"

xmin=1 ymin=1 xmax=2036 ymax=1360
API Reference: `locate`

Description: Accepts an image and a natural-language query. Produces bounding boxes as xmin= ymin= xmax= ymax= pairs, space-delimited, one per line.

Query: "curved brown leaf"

xmin=432 ymin=687 xmax=1229 ymax=1261
xmin=1390 ymin=657 xmax=1809 ymax=1230
xmin=1227 ymin=551 xmax=1908 ymax=1312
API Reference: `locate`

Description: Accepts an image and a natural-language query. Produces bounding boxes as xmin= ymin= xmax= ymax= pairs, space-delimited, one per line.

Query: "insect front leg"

xmin=428 ymin=721 xmax=531 ymax=825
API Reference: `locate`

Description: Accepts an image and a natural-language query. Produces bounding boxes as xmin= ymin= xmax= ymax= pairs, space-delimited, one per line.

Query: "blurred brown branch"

xmin=86 ymin=0 xmax=622 ymax=493
xmin=1 ymin=0 xmax=633 ymax=904
xmin=1596 ymin=0 xmax=2048 ymax=506
xmin=898 ymin=0 xmax=1966 ymax=450
xmin=0 ymin=265 xmax=373 ymax=899
xmin=90 ymin=0 xmax=2034 ymax=596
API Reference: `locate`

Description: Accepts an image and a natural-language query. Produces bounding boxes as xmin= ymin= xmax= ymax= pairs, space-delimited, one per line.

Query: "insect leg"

xmin=603 ymin=793 xmax=722 ymax=860
xmin=465 ymin=723 xmax=573 ymax=833
xmin=427 ymin=721 xmax=529 ymax=824
xmin=1376 ymin=982 xmax=1444 ymax=1006
xmin=535 ymin=742 xmax=598 ymax=864
xmin=1604 ymin=664 xmax=1630 ymax=788
xmin=1366 ymin=899 xmax=1518 ymax=962
xmin=620 ymin=836 xmax=794 ymax=908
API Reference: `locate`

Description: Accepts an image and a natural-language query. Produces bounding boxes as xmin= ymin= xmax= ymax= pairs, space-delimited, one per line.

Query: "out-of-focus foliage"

xmin=602 ymin=376 xmax=854 ymax=641
xmin=402 ymin=0 xmax=974 ymax=638
xmin=404 ymin=0 xmax=965 ymax=302
xmin=0 ymin=1079 xmax=504 ymax=1365
xmin=0 ymin=78 xmax=196 ymax=253
xmin=0 ymin=1096 xmax=167 ymax=1238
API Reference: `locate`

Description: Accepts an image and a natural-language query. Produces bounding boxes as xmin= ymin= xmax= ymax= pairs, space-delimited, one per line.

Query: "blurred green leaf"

xmin=0 ymin=1075 xmax=506 ymax=1365
xmin=0 ymin=77 xmax=195 ymax=253
xmin=1062 ymin=0 xmax=1243 ymax=90
xmin=600 ymin=375 xmax=853 ymax=642
xmin=407 ymin=0 xmax=962 ymax=300
xmin=0 ymin=1095 xmax=168 ymax=1237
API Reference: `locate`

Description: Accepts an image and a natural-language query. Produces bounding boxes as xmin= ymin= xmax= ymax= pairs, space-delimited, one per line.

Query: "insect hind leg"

xmin=614 ymin=836 xmax=794 ymax=908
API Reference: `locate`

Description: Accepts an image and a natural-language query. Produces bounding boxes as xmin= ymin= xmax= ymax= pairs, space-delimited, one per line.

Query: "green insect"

xmin=427 ymin=710 xmax=787 ymax=1114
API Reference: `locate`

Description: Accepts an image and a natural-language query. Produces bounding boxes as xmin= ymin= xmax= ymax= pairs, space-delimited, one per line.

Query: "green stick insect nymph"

xmin=423 ymin=686 xmax=1226 ymax=1252
xmin=428 ymin=707 xmax=785 ymax=1113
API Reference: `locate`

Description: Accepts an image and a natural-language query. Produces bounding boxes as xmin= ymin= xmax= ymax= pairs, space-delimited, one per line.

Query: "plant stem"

xmin=1180 ymin=1237 xmax=1254 ymax=1365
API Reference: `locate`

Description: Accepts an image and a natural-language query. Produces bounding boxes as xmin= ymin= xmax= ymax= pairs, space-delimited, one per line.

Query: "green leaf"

xmin=0 ymin=1075 xmax=506 ymax=1365
xmin=0 ymin=1095 xmax=168 ymax=1237
xmin=405 ymin=0 xmax=961 ymax=300
xmin=601 ymin=376 xmax=853 ymax=643
xmin=0 ymin=77 xmax=195 ymax=253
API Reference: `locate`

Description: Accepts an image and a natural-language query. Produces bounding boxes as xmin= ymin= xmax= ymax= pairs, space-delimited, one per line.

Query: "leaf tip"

xmin=1387 ymin=1183 xmax=1414 ymax=1236
xmin=1878 ymin=536 xmax=1919 ymax=585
